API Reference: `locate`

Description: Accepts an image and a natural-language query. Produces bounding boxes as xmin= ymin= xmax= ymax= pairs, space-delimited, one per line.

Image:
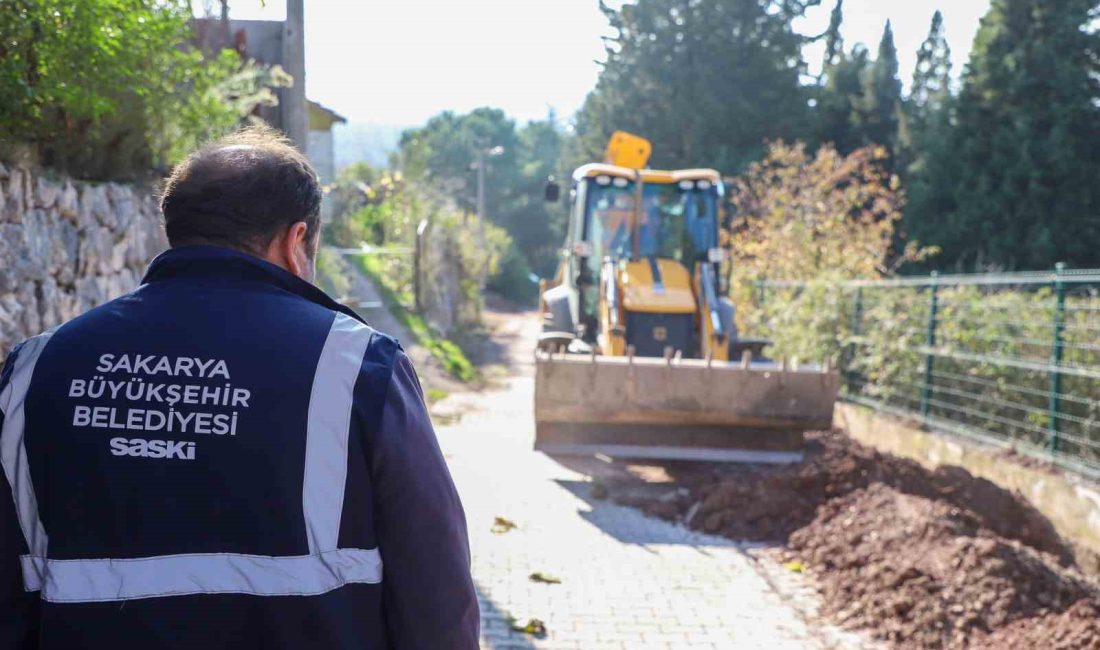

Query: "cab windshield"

xmin=584 ymin=178 xmax=718 ymax=265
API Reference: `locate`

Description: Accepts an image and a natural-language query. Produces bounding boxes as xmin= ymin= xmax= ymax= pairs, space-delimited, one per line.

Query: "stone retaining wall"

xmin=0 ymin=164 xmax=166 ymax=355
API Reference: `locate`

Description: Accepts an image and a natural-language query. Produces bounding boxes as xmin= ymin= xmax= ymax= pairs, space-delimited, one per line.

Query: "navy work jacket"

xmin=0 ymin=246 xmax=479 ymax=649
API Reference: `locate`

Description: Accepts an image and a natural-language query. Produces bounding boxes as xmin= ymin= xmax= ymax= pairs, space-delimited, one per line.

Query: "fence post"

xmin=920 ymin=272 xmax=940 ymax=418
xmin=1048 ymin=262 xmax=1067 ymax=453
xmin=756 ymin=276 xmax=767 ymax=308
xmin=845 ymin=286 xmax=863 ymax=392
xmin=414 ymin=219 xmax=430 ymax=313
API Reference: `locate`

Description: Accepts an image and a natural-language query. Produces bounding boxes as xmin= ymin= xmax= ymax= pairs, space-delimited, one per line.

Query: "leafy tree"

xmin=573 ymin=0 xmax=818 ymax=173
xmin=0 ymin=0 xmax=278 ymax=179
xmin=397 ymin=108 xmax=565 ymax=284
xmin=907 ymin=0 xmax=1100 ymax=269
xmin=501 ymin=116 xmax=566 ymax=276
xmin=730 ymin=142 xmax=923 ymax=283
xmin=728 ymin=141 xmax=933 ymax=361
xmin=398 ymin=107 xmax=520 ymax=219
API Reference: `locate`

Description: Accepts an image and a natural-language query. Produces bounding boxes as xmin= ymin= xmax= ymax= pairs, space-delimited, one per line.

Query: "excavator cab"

xmin=535 ymin=132 xmax=838 ymax=463
xmin=541 ymin=165 xmax=731 ymax=359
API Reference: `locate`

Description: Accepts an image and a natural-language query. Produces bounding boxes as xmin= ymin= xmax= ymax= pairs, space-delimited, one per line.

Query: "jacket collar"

xmin=142 ymin=245 xmax=368 ymax=325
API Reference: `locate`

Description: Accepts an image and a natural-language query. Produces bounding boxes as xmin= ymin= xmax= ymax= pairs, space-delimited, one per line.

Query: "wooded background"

xmin=351 ymin=0 xmax=1099 ymax=287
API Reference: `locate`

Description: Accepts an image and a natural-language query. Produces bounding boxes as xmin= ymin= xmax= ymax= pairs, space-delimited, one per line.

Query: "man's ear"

xmin=282 ymin=221 xmax=312 ymax=280
xmin=262 ymin=221 xmax=314 ymax=281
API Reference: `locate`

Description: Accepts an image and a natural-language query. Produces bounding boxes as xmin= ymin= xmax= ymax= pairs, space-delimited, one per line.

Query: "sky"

xmin=201 ymin=0 xmax=992 ymax=127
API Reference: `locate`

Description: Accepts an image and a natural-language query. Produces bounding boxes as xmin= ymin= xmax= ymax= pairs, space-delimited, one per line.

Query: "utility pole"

xmin=475 ymin=148 xmax=489 ymax=286
xmin=476 ymin=148 xmax=486 ymax=235
xmin=474 ymin=145 xmax=503 ymax=284
xmin=283 ymin=0 xmax=308 ymax=150
xmin=475 ymin=148 xmax=503 ymax=233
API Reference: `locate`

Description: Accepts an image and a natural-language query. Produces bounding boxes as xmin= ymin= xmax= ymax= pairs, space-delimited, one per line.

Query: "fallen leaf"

xmin=510 ymin=617 xmax=547 ymax=636
xmin=528 ymin=571 xmax=562 ymax=584
xmin=784 ymin=560 xmax=806 ymax=573
xmin=491 ymin=516 xmax=517 ymax=534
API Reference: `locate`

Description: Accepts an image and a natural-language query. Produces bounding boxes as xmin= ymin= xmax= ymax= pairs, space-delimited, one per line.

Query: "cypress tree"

xmin=815 ymin=45 xmax=870 ymax=154
xmin=856 ymin=21 xmax=902 ymax=153
xmin=900 ymin=11 xmax=956 ymax=262
xmin=908 ymin=10 xmax=952 ymax=127
xmin=821 ymin=0 xmax=845 ymax=72
xmin=909 ymin=0 xmax=1100 ymax=269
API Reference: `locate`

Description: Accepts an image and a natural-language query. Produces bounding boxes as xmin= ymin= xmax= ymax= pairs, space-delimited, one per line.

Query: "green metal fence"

xmin=755 ymin=266 xmax=1100 ymax=479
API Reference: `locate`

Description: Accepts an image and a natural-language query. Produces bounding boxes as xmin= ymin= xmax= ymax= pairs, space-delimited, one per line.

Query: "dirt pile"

xmin=679 ymin=432 xmax=1074 ymax=563
xmin=969 ymin=599 xmax=1100 ymax=650
xmin=790 ymin=484 xmax=1096 ymax=648
xmin=598 ymin=430 xmax=1099 ymax=648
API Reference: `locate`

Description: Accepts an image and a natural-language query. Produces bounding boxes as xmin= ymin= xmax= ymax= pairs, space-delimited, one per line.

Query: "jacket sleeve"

xmin=368 ymin=351 xmax=479 ymax=649
xmin=0 ymin=343 xmax=40 ymax=649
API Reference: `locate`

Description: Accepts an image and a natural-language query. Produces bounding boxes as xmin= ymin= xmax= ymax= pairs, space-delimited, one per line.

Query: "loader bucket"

xmin=533 ymin=351 xmax=839 ymax=464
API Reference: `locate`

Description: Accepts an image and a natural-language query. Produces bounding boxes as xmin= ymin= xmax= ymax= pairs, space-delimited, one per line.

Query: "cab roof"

xmin=572 ymin=163 xmax=722 ymax=185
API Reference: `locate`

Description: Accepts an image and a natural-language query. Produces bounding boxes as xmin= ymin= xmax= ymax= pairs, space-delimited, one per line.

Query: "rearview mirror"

xmin=544 ymin=179 xmax=561 ymax=203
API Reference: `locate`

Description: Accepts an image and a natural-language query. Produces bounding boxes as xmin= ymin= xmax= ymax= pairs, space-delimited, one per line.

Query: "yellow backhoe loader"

xmin=535 ymin=132 xmax=838 ymax=463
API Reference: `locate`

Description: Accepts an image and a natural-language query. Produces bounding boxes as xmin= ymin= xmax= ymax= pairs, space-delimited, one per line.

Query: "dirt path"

xmin=426 ymin=305 xmax=873 ymax=650
xmin=346 ymin=267 xmax=466 ymax=397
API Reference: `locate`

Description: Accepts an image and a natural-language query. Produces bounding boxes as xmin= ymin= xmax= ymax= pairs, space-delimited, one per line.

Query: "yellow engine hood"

xmin=620 ymin=259 xmax=697 ymax=314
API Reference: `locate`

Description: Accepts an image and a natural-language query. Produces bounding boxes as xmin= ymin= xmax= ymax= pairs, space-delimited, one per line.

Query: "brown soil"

xmin=596 ymin=430 xmax=1100 ymax=648
xmin=969 ymin=599 xmax=1100 ymax=650
xmin=791 ymin=484 xmax=1096 ymax=648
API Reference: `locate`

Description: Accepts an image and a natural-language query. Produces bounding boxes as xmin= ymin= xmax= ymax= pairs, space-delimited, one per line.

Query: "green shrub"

xmin=315 ymin=247 xmax=352 ymax=299
xmin=726 ymin=141 xmax=1098 ymax=468
xmin=729 ymin=142 xmax=936 ymax=344
xmin=487 ymin=238 xmax=537 ymax=305
xmin=355 ymin=255 xmax=478 ymax=383
xmin=750 ymin=277 xmax=852 ymax=365
xmin=0 ymin=0 xmax=285 ymax=179
xmin=757 ymin=279 xmax=1100 ymax=468
xmin=325 ymin=172 xmax=519 ymax=326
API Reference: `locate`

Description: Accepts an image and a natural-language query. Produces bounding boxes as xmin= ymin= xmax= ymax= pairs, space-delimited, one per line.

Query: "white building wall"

xmin=307 ymin=129 xmax=337 ymax=219
xmin=307 ymin=129 xmax=336 ymax=185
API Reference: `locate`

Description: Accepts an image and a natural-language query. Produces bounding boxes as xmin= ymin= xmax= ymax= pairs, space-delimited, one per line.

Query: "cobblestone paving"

xmin=431 ymin=316 xmax=866 ymax=650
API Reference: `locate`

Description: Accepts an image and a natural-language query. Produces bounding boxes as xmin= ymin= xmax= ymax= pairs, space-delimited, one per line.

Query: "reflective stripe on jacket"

xmin=0 ymin=246 xmax=479 ymax=649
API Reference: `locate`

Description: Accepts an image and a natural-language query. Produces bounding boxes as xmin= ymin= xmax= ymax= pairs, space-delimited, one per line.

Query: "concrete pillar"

xmin=282 ymin=0 xmax=308 ymax=150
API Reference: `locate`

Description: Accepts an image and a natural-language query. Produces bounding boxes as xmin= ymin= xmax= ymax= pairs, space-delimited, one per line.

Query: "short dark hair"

xmin=160 ymin=125 xmax=322 ymax=254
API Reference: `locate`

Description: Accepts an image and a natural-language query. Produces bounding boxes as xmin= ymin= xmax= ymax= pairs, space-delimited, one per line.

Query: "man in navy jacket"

xmin=0 ymin=127 xmax=479 ymax=648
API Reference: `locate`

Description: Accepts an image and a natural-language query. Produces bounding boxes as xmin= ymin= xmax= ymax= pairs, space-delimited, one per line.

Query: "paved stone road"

xmin=430 ymin=313 xmax=866 ymax=650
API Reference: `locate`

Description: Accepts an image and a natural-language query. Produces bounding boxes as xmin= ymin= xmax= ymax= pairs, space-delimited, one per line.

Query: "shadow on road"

xmin=457 ymin=326 xmax=513 ymax=370
xmin=475 ymin=584 xmax=540 ymax=650
xmin=553 ymin=477 xmax=748 ymax=550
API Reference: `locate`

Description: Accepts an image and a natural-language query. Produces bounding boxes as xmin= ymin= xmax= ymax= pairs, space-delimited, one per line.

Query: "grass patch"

xmin=425 ymin=388 xmax=450 ymax=404
xmin=354 ymin=255 xmax=478 ymax=383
